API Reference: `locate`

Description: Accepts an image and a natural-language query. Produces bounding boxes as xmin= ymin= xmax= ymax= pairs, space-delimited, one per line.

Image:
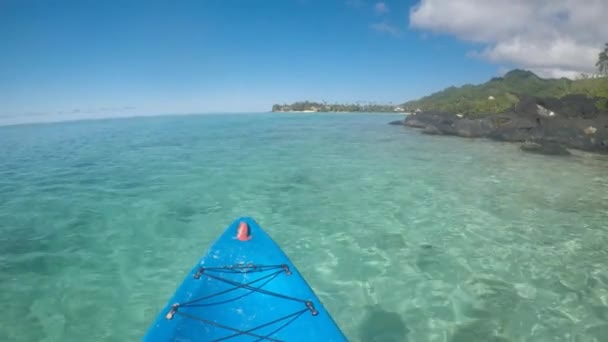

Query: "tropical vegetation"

xmin=597 ymin=43 xmax=608 ymax=76
xmin=401 ymin=43 xmax=608 ymax=116
xmin=273 ymin=43 xmax=608 ymax=117
xmin=402 ymin=69 xmax=608 ymax=117
xmin=272 ymin=101 xmax=401 ymax=113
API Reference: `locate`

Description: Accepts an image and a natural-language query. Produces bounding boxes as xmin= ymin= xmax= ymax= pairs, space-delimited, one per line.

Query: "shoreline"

xmin=274 ymin=110 xmax=409 ymax=115
xmin=392 ymin=104 xmax=608 ymax=156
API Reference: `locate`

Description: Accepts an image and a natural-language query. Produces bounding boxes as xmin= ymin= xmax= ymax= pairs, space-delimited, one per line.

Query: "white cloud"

xmin=371 ymin=22 xmax=401 ymax=37
xmin=409 ymin=0 xmax=608 ymax=78
xmin=374 ymin=2 xmax=389 ymax=15
xmin=525 ymin=68 xmax=583 ymax=79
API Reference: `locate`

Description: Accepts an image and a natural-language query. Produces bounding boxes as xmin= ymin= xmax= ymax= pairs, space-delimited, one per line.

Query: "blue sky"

xmin=2 ymin=0 xmax=603 ymax=125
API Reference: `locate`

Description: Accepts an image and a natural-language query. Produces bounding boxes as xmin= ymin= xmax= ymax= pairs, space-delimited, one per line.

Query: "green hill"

xmin=403 ymin=69 xmax=608 ymax=117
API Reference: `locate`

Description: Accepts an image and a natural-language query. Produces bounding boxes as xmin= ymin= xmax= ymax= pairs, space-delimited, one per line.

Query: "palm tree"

xmin=597 ymin=43 xmax=608 ymax=76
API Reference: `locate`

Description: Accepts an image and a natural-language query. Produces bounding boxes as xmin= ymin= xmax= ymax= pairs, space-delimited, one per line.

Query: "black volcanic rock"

xmin=521 ymin=140 xmax=571 ymax=156
xmin=401 ymin=94 xmax=608 ymax=154
xmin=513 ymin=94 xmax=604 ymax=119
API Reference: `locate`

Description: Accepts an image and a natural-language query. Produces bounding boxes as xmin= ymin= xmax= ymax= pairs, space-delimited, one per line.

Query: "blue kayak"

xmin=144 ymin=217 xmax=347 ymax=341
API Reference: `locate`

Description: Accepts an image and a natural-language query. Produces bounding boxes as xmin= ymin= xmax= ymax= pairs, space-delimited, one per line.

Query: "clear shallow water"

xmin=1 ymin=113 xmax=608 ymax=341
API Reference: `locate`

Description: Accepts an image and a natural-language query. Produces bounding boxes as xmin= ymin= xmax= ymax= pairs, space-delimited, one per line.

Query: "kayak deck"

xmin=144 ymin=217 xmax=346 ymax=341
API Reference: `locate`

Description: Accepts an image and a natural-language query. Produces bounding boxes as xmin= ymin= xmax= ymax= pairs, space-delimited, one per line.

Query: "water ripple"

xmin=1 ymin=113 xmax=608 ymax=341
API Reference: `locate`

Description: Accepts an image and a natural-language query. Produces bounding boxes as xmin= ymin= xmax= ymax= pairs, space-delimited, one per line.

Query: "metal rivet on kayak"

xmin=193 ymin=267 xmax=204 ymax=279
xmin=305 ymin=301 xmax=318 ymax=316
xmin=236 ymin=221 xmax=252 ymax=241
xmin=165 ymin=304 xmax=179 ymax=320
xmin=282 ymin=264 xmax=292 ymax=276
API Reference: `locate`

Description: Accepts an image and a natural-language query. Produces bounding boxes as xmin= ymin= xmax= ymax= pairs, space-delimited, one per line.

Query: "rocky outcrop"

xmin=514 ymin=94 xmax=605 ymax=119
xmin=388 ymin=119 xmax=405 ymax=125
xmin=520 ymin=140 xmax=571 ymax=156
xmin=400 ymin=94 xmax=608 ymax=155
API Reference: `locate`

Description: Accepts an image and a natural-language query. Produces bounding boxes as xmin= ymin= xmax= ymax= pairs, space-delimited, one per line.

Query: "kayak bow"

xmin=144 ymin=217 xmax=347 ymax=341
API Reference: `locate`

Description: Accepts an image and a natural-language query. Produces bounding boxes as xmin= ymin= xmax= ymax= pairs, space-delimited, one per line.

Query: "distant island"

xmin=271 ymin=101 xmax=405 ymax=113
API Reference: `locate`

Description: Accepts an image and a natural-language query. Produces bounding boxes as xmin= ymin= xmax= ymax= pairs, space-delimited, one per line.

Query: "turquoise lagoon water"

xmin=1 ymin=113 xmax=608 ymax=341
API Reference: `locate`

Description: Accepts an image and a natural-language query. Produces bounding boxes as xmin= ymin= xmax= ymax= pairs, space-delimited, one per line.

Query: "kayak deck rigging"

xmin=164 ymin=263 xmax=319 ymax=342
xmin=144 ymin=217 xmax=347 ymax=341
